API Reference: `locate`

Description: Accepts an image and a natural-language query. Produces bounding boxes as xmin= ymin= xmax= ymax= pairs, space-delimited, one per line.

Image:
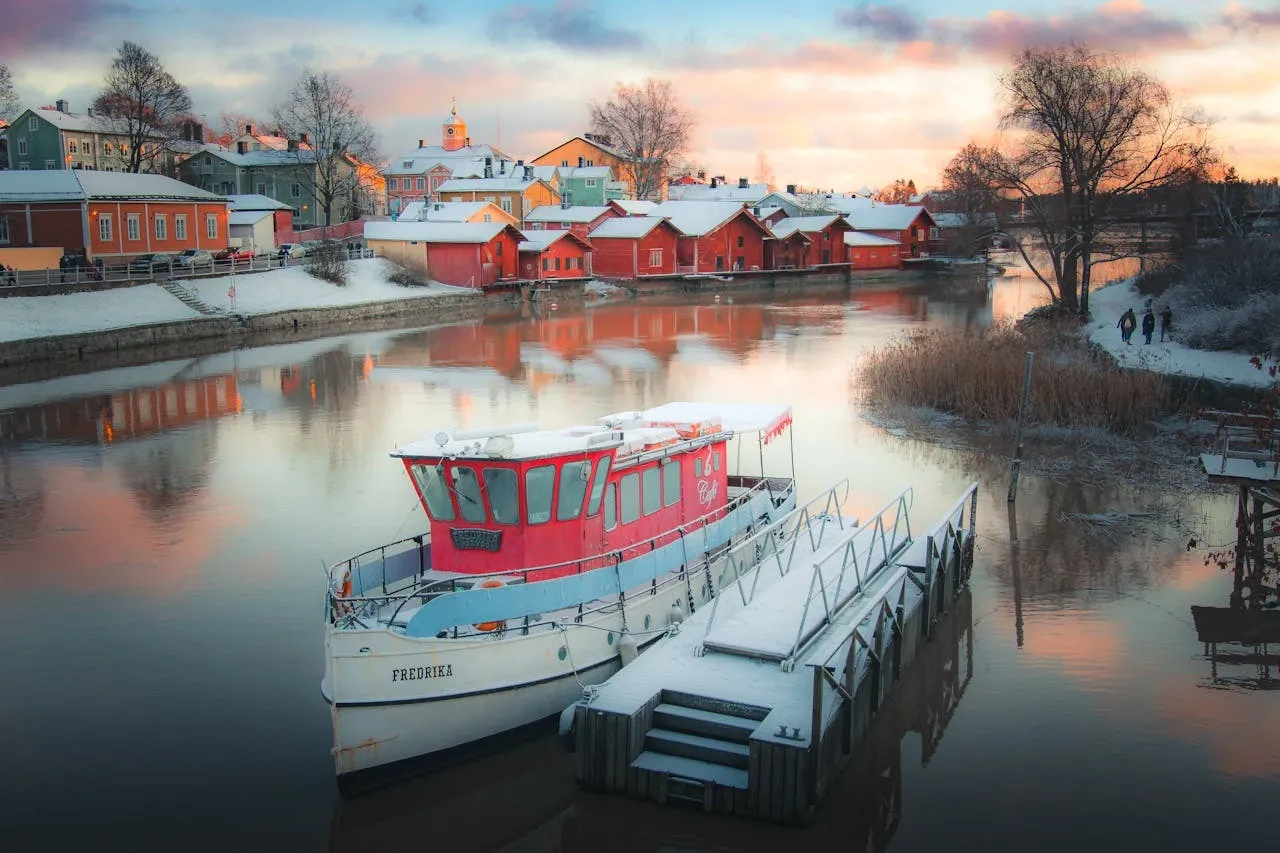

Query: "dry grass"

xmin=856 ymin=321 xmax=1170 ymax=435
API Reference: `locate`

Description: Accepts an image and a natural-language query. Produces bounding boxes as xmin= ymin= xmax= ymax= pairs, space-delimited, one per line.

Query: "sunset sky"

xmin=5 ymin=0 xmax=1279 ymax=190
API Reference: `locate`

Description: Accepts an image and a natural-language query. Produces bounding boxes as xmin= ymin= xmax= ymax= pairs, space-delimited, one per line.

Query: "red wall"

xmin=680 ymin=212 xmax=768 ymax=273
xmin=424 ymin=231 xmax=519 ymax=288
xmin=520 ymin=239 xmax=590 ymax=280
xmin=0 ymin=201 xmax=84 ymax=251
xmin=848 ymin=244 xmax=901 ymax=269
xmin=864 ymin=212 xmax=933 ymax=258
xmin=590 ymin=224 xmax=680 ymax=278
xmin=765 ymin=234 xmax=809 ymax=270
xmin=87 ymin=200 xmax=230 ymax=259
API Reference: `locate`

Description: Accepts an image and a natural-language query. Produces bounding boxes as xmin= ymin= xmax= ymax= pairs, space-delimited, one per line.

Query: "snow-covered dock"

xmin=571 ymin=481 xmax=979 ymax=824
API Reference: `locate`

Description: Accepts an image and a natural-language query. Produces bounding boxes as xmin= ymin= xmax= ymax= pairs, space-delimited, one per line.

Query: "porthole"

xmin=607 ymin=632 xmax=615 ymax=645
xmin=557 ymin=646 xmax=567 ymax=661
xmin=644 ymin=614 xmax=651 ymax=630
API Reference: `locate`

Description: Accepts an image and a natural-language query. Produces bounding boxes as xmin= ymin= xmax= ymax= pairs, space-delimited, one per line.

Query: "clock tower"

xmin=442 ymin=99 xmax=466 ymax=152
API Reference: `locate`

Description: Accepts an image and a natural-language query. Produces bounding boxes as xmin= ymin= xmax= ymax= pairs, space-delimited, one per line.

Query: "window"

xmin=483 ymin=214 xmax=492 ymax=223
xmin=98 ymin=214 xmax=112 ymax=241
xmin=290 ymin=183 xmax=301 ymax=199
xmin=560 ymin=159 xmax=569 ymax=167
xmin=694 ymin=457 xmax=702 ymax=477
xmin=174 ymin=215 xmax=187 ymax=240
xmin=585 ymin=178 xmax=597 ymax=188
xmin=662 ymin=460 xmax=680 ymax=506
xmin=44 ymin=160 xmax=55 ymax=170
xmin=0 ymin=217 xmax=9 ymax=244
xmin=604 ymin=483 xmax=617 ymax=530
xmin=450 ymin=466 xmax=487 ymax=523
xmin=16 ymin=139 xmax=27 ymax=156
xmin=500 ymin=197 xmax=512 ymax=214
xmin=483 ymin=196 xmax=496 ymax=203
xmin=542 ymin=257 xmax=550 ymax=272
xmin=402 ymin=160 xmax=413 ymax=169
xmin=29 ymin=116 xmax=38 ymax=132
xmin=557 ymin=461 xmax=590 ymax=521
xmin=204 ymin=155 xmax=211 ymax=166
xmin=411 ymin=464 xmax=455 ymax=521
xmin=713 ymin=451 xmax=721 ymax=471
xmin=416 ymin=178 xmax=425 ymax=190
xmin=18 ymin=163 xmax=29 ymax=170
xmin=642 ymin=466 xmax=661 ymax=516
xmin=649 ymin=248 xmax=662 ymax=267
xmin=483 ymin=468 xmax=519 ymax=525
xmin=554 ymin=257 xmax=561 ymax=271
xmin=929 ymin=227 xmax=940 ymax=240
xmin=737 ymin=235 xmax=744 ymax=248
xmin=387 ymin=178 xmax=397 ymax=191
xmin=586 ymin=457 xmax=611 ymax=516
xmin=104 ymin=142 xmax=114 ymax=155
xmin=525 ymin=465 xmax=555 ymax=524
xmin=256 ymin=183 xmax=266 ymax=195
xmin=126 ymin=214 xmax=140 ymax=241
xmin=585 ymin=159 xmax=594 ymax=167
xmin=620 ymin=473 xmax=640 ymax=524
xmin=154 ymin=214 xmax=167 ymax=240
xmin=206 ymin=214 xmax=218 ymax=240
xmin=68 ymin=139 xmax=78 ymax=154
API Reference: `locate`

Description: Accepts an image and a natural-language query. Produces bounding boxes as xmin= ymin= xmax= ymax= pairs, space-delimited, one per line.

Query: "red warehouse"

xmin=365 ymin=220 xmax=522 ymax=288
xmin=845 ymin=205 xmax=936 ymax=258
xmin=0 ymin=170 xmax=229 ymax=262
xmin=588 ymin=216 xmax=682 ymax=278
xmin=844 ymin=231 xmax=902 ymax=269
xmin=524 ymin=204 xmax=616 ymax=238
xmin=764 ymin=230 xmax=811 ymax=270
xmin=649 ymin=201 xmax=770 ymax=274
xmin=518 ymin=229 xmax=593 ymax=280
xmin=768 ymin=215 xmax=853 ymax=266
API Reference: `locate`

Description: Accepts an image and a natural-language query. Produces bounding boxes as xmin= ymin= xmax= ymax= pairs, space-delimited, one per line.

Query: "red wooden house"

xmin=588 ymin=216 xmax=682 ymax=278
xmin=365 ymin=220 xmax=521 ymax=288
xmin=524 ymin=204 xmax=616 ymax=238
xmin=768 ymin=215 xmax=853 ymax=266
xmin=765 ymin=230 xmax=811 ymax=270
xmin=518 ymin=229 xmax=593 ymax=280
xmin=649 ymin=201 xmax=770 ymax=274
xmin=607 ymin=199 xmax=659 ymax=217
xmin=844 ymin=205 xmax=936 ymax=258
xmin=844 ymin=232 xmax=902 ymax=269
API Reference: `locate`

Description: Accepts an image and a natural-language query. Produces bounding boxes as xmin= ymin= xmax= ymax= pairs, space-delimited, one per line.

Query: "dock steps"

xmin=631 ymin=751 xmax=749 ymax=790
xmin=653 ymin=702 xmax=759 ymax=743
xmin=645 ymin=728 xmax=751 ymax=768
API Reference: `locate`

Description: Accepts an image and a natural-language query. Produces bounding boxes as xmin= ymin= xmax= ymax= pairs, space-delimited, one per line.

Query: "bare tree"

xmin=1202 ymin=165 xmax=1251 ymax=240
xmin=217 ymin=110 xmax=266 ymax=144
xmin=953 ymin=44 xmax=1213 ymax=314
xmin=92 ymin=42 xmax=191 ymax=174
xmin=754 ymin=152 xmax=776 ymax=191
xmin=877 ymin=178 xmax=917 ymax=204
xmin=941 ymin=143 xmax=1001 ymax=258
xmin=589 ymin=79 xmax=694 ymax=201
xmin=0 ymin=64 xmax=18 ymax=120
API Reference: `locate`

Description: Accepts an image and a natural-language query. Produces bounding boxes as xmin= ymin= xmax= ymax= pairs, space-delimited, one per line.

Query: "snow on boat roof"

xmin=602 ymin=401 xmax=793 ymax=440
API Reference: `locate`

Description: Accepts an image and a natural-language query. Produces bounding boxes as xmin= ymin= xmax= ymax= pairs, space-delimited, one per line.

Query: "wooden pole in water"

xmin=1007 ymin=352 xmax=1035 ymax=503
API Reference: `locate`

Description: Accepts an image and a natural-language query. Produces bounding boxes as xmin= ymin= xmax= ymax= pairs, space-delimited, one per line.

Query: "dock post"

xmin=809 ymin=666 xmax=823 ymax=803
xmin=1007 ymin=352 xmax=1035 ymax=503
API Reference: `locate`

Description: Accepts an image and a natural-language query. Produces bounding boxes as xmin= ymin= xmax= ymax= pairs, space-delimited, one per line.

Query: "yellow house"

xmin=435 ymin=174 xmax=559 ymax=227
xmin=395 ymin=200 xmax=517 ymax=226
xmin=532 ymin=133 xmax=668 ymax=201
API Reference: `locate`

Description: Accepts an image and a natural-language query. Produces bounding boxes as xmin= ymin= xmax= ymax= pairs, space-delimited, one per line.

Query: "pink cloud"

xmin=0 ymin=0 xmax=133 ymax=57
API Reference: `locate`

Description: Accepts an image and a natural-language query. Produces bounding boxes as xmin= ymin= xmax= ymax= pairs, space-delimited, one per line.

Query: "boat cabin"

xmin=392 ymin=403 xmax=791 ymax=580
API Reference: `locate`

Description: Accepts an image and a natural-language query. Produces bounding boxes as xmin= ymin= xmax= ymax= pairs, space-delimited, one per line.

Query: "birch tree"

xmin=0 ymin=65 xmax=18 ymax=120
xmin=589 ymin=79 xmax=694 ymax=201
xmin=92 ymin=42 xmax=191 ymax=173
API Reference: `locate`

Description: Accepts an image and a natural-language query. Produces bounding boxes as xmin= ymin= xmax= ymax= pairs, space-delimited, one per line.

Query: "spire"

xmin=451 ymin=97 xmax=457 ymax=117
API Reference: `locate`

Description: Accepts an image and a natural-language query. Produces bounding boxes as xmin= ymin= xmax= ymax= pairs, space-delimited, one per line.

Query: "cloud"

xmin=835 ymin=0 xmax=1196 ymax=57
xmin=406 ymin=1 xmax=435 ymax=25
xmin=1224 ymin=2 xmax=1280 ymax=31
xmin=0 ymin=0 xmax=135 ymax=57
xmin=489 ymin=1 xmax=644 ymax=53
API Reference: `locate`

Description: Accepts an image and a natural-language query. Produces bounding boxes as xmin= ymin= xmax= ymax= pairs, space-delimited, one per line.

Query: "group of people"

xmin=0 ymin=263 xmax=18 ymax=286
xmin=1118 ymin=304 xmax=1173 ymax=345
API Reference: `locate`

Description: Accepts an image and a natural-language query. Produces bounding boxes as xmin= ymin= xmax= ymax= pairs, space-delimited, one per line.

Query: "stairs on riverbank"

xmin=161 ymin=281 xmax=226 ymax=316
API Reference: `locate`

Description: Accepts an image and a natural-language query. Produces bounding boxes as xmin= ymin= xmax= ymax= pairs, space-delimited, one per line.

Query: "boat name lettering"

xmin=392 ymin=664 xmax=454 ymax=682
xmin=697 ymin=478 xmax=719 ymax=508
xmin=450 ymin=528 xmax=503 ymax=552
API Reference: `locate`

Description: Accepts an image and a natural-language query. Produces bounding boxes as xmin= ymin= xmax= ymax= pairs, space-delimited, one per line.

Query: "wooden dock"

xmin=572 ymin=482 xmax=978 ymax=824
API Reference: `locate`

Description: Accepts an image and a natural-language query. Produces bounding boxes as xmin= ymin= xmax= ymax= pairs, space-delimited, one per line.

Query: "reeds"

xmin=856 ymin=322 xmax=1170 ymax=435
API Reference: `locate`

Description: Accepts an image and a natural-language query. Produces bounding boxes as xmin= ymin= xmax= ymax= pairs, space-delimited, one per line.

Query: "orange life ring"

xmin=473 ymin=578 xmax=506 ymax=633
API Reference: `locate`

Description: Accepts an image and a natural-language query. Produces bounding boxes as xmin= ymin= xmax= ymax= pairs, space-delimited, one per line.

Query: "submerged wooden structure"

xmin=572 ymin=481 xmax=978 ymax=824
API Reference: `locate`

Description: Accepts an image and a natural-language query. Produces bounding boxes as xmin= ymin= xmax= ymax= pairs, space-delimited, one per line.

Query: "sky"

xmin=4 ymin=0 xmax=1280 ymax=191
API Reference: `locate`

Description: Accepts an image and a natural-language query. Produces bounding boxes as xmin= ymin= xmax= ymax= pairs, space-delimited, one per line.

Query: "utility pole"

xmin=1007 ymin=351 xmax=1035 ymax=503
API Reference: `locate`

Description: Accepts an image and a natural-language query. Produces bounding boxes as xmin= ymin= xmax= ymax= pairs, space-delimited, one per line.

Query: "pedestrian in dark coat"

xmin=1160 ymin=305 xmax=1173 ymax=342
xmin=1118 ymin=308 xmax=1137 ymax=345
xmin=1141 ymin=307 xmax=1156 ymax=345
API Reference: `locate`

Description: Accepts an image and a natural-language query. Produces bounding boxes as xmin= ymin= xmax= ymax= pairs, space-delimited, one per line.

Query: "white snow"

xmin=1086 ymin=279 xmax=1274 ymax=388
xmin=650 ymin=201 xmax=754 ymax=237
xmin=589 ymin=216 xmax=671 ymax=239
xmin=0 ymin=285 xmax=202 ymax=342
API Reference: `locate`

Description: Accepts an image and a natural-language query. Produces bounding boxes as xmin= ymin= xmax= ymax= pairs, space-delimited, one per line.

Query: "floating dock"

xmin=571 ymin=481 xmax=978 ymax=824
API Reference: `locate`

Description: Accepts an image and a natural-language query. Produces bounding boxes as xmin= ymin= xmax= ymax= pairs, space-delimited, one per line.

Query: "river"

xmin=1 ymin=269 xmax=1275 ymax=852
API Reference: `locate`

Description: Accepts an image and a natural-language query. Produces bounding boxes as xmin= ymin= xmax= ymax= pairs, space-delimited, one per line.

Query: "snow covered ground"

xmin=1086 ymin=279 xmax=1274 ymax=389
xmin=0 ymin=259 xmax=472 ymax=343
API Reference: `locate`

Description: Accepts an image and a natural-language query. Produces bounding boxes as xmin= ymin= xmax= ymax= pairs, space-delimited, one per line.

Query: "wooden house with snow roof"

xmin=588 ymin=216 xmax=683 ymax=278
xmin=517 ymin=229 xmax=593 ymax=280
xmin=364 ymin=220 xmax=522 ymax=288
xmin=648 ymin=201 xmax=772 ymax=274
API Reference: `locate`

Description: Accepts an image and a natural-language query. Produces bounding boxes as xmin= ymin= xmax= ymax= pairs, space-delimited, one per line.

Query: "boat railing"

xmin=326 ymin=473 xmax=795 ymax=629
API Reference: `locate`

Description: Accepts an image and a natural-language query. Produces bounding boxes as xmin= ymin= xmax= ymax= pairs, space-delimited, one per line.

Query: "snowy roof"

xmin=602 ymin=402 xmax=793 ymax=440
xmin=518 ymin=230 xmax=590 ymax=252
xmin=769 ymin=215 xmax=842 ymax=239
xmin=227 ymin=194 xmax=292 ymax=211
xmin=0 ymin=170 xmax=224 ymax=203
xmin=364 ymin=220 xmax=513 ymax=243
xmin=589 ymin=216 xmax=677 ymax=239
xmin=669 ymin=182 xmax=771 ymax=202
xmin=530 ymin=165 xmax=559 ymax=183
xmin=525 ymin=204 xmax=611 ymax=224
xmin=383 ymin=144 xmax=512 ymax=176
xmin=194 ymin=144 xmax=318 ymax=168
xmin=397 ymin=201 xmax=505 ymax=222
xmin=21 ymin=106 xmax=146 ymax=137
xmin=611 ymin=200 xmax=657 ymax=215
xmin=557 ymin=166 xmax=613 ymax=180
xmin=438 ymin=176 xmax=546 ymax=193
xmin=649 ymin=200 xmax=761 ymax=237
xmin=931 ymin=211 xmax=997 ymax=230
xmin=844 ymin=203 xmax=931 ymax=231
xmin=844 ymin=232 xmax=900 ymax=247
xmin=229 ymin=210 xmax=273 ymax=226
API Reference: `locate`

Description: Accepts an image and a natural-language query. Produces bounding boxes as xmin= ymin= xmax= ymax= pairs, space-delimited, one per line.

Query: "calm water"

xmin=2 ymin=272 xmax=1275 ymax=853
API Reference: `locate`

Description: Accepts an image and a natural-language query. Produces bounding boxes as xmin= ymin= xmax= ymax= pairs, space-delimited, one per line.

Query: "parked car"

xmin=128 ymin=253 xmax=176 ymax=273
xmin=300 ymin=240 xmax=325 ymax=256
xmin=277 ymin=243 xmax=307 ymax=259
xmin=214 ymin=246 xmax=255 ymax=261
xmin=173 ymin=249 xmax=214 ymax=269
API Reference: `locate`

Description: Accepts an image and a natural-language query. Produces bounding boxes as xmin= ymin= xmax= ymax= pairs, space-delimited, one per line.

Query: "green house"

xmin=554 ymin=165 xmax=625 ymax=207
xmin=178 ymin=144 xmax=329 ymax=228
xmin=3 ymin=102 xmax=174 ymax=174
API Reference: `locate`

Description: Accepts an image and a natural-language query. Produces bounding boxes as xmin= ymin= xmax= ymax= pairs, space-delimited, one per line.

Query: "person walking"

xmin=1160 ymin=305 xmax=1173 ymax=342
xmin=1141 ymin=307 xmax=1156 ymax=345
xmin=1118 ymin=307 xmax=1137 ymax=345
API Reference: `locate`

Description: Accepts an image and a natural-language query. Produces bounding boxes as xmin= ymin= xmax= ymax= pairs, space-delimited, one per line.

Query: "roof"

xmin=533 ymin=135 xmax=624 ymax=163
xmin=769 ymin=215 xmax=843 ymax=239
xmin=438 ymin=176 xmax=548 ymax=194
xmin=20 ymin=106 xmax=139 ymax=137
xmin=611 ymin=199 xmax=657 ymax=215
xmin=229 ymin=210 xmax=273 ymax=226
xmin=668 ymin=182 xmax=771 ymax=202
xmin=518 ymin=230 xmax=592 ymax=252
xmin=525 ymin=204 xmax=611 ymax=224
xmin=931 ymin=211 xmax=997 ymax=230
xmin=364 ymin=220 xmax=514 ymax=244
xmin=227 ymin=194 xmax=292 ymax=211
xmin=603 ymin=402 xmax=793 ymax=440
xmin=194 ymin=143 xmax=319 ymax=168
xmin=0 ymin=170 xmax=225 ymax=203
xmin=844 ymin=232 xmax=901 ymax=247
xmin=649 ymin=200 xmax=764 ymax=238
xmin=557 ymin=166 xmax=614 ymax=180
xmin=397 ymin=201 xmax=504 ymax=222
xmin=589 ymin=216 xmax=678 ymax=239
xmin=383 ymin=144 xmax=512 ymax=176
xmin=844 ymin=203 xmax=932 ymax=231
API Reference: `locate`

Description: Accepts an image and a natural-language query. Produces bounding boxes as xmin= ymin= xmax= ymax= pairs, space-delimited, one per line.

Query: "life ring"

xmin=331 ymin=569 xmax=354 ymax=619
xmin=473 ymin=578 xmax=506 ymax=633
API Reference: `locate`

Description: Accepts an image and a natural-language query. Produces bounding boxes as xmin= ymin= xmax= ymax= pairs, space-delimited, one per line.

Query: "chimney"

xmin=464 ymin=136 xmax=471 ymax=147
xmin=739 ymin=177 xmax=749 ymax=189
xmin=236 ymin=141 xmax=247 ymax=155
xmin=697 ymin=170 xmax=706 ymax=181
xmin=517 ymin=159 xmax=524 ymax=167
xmin=300 ymin=132 xmax=309 ymax=145
xmin=710 ymin=177 xmax=718 ymax=188
xmin=524 ymin=165 xmax=533 ymax=180
xmin=245 ymin=123 xmax=254 ymax=135
xmin=417 ymin=138 xmax=425 ymax=148
xmin=500 ymin=160 xmax=506 ymax=175
xmin=287 ymin=138 xmax=298 ymax=152
xmin=561 ymin=193 xmax=571 ymax=209
xmin=715 ymin=175 xmax=726 ymax=184
xmin=86 ymin=107 xmax=95 ymax=118
xmin=786 ymin=184 xmax=796 ymax=195
xmin=55 ymin=99 xmax=68 ymax=113
xmin=484 ymin=156 xmax=493 ymax=179
xmin=577 ymin=156 xmax=585 ymax=168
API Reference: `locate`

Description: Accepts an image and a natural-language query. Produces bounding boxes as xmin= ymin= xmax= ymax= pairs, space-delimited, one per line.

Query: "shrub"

xmin=386 ymin=261 xmax=425 ymax=287
xmin=1159 ymin=238 xmax=1280 ymax=354
xmin=306 ymin=239 xmax=348 ymax=285
xmin=856 ymin=323 xmax=1170 ymax=435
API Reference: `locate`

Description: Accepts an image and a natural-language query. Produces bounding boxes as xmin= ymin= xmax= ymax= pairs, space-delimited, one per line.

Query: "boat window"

xmin=642 ymin=465 xmax=661 ymax=516
xmin=586 ymin=457 xmax=612 ymax=517
xmin=411 ymin=463 xmax=455 ymax=521
xmin=557 ymin=461 xmax=591 ymax=521
xmin=713 ymin=451 xmax=721 ymax=472
xmin=694 ymin=457 xmax=703 ymax=477
xmin=483 ymin=467 xmax=519 ymax=525
xmin=451 ymin=466 xmax=487 ymax=523
xmin=604 ymin=483 xmax=617 ymax=530
xmin=662 ymin=459 xmax=681 ymax=506
xmin=525 ymin=465 xmax=555 ymax=524
xmin=620 ymin=473 xmax=640 ymax=524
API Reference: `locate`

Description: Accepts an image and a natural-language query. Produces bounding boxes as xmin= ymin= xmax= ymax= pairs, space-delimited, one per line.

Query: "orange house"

xmin=517 ymin=229 xmax=593 ymax=280
xmin=533 ymin=134 xmax=667 ymax=200
xmin=436 ymin=176 xmax=558 ymax=227
xmin=0 ymin=170 xmax=229 ymax=262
